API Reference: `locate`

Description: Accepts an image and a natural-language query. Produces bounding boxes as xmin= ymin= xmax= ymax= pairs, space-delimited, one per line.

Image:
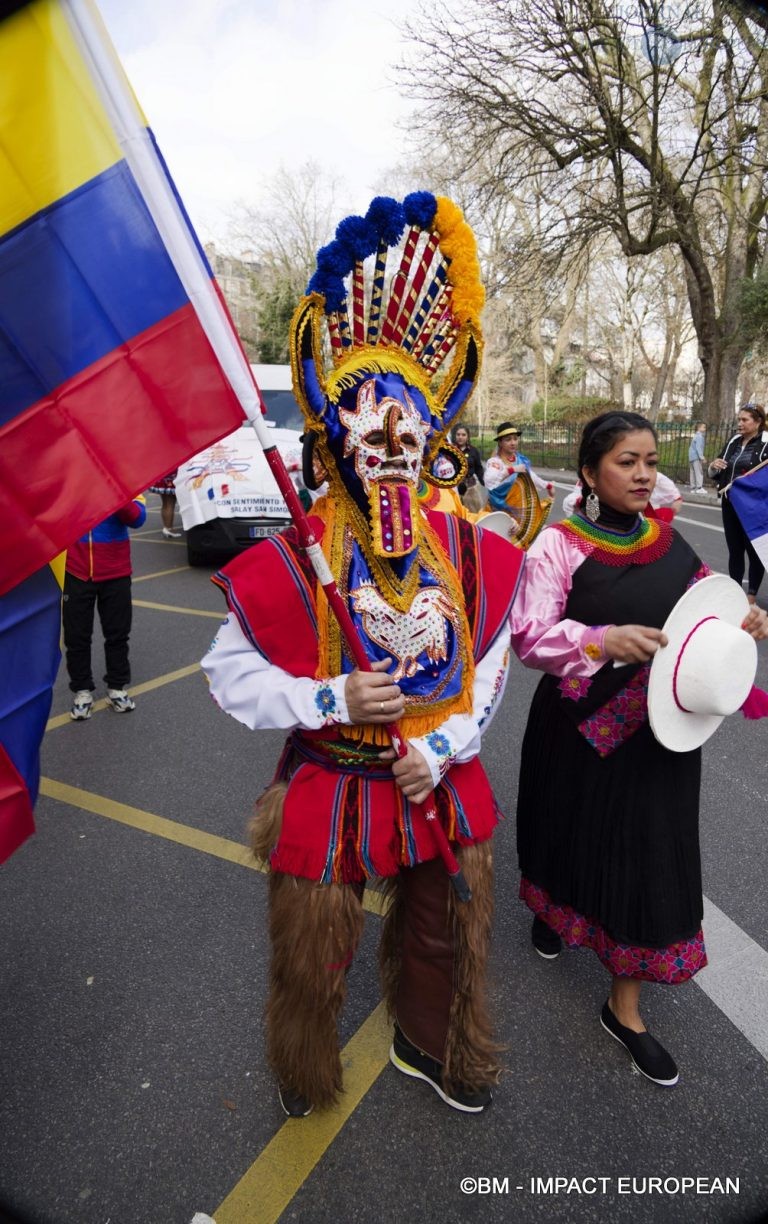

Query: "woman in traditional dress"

xmin=510 ymin=411 xmax=767 ymax=1087
xmin=484 ymin=422 xmax=553 ymax=502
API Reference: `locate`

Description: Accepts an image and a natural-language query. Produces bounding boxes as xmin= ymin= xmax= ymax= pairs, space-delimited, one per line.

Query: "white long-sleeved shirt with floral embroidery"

xmin=201 ymin=615 xmax=511 ymax=789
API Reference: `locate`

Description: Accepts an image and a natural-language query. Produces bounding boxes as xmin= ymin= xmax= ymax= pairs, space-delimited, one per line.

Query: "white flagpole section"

xmin=60 ymin=0 xmax=269 ymax=443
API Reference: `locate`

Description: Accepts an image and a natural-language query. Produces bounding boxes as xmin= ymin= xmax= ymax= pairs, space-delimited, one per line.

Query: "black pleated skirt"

xmin=517 ymin=674 xmax=703 ymax=949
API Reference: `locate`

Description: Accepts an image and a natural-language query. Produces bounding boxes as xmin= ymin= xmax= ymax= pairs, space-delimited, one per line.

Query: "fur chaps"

xmin=251 ymin=782 xmax=366 ymax=1108
xmin=249 ymin=782 xmax=287 ymax=863
xmin=265 ymin=873 xmax=365 ymax=1109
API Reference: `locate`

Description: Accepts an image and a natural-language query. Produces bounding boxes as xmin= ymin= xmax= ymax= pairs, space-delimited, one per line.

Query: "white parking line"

xmin=697 ymin=896 xmax=768 ymax=1063
xmin=675 ymin=515 xmax=723 ymax=532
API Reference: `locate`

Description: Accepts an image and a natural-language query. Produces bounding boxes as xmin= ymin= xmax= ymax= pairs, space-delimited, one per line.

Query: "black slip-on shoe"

xmin=600 ymin=1001 xmax=679 ymax=1087
xmin=278 ymin=1084 xmax=313 ymax=1117
xmin=389 ymin=1023 xmax=491 ymax=1113
xmin=531 ymin=915 xmax=562 ymax=959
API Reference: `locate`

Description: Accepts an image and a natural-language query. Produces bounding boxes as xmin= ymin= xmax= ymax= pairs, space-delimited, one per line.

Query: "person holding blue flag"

xmin=709 ymin=404 xmax=768 ymax=604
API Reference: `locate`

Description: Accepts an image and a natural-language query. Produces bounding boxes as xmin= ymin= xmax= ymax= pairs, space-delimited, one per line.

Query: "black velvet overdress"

xmin=517 ymin=530 xmax=704 ymax=948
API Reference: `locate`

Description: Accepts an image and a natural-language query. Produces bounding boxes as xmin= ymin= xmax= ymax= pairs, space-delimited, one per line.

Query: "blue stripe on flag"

xmin=0 ymin=160 xmax=190 ymax=423
xmin=728 ymin=465 xmax=768 ymax=541
xmin=0 ymin=564 xmax=61 ymax=810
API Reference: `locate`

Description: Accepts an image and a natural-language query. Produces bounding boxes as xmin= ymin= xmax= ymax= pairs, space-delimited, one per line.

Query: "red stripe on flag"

xmin=0 ymin=303 xmax=246 ymax=595
xmin=0 ymin=744 xmax=35 ymax=865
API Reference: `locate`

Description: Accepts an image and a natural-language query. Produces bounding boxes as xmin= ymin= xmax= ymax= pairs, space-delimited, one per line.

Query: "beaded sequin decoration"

xmin=553 ymin=514 xmax=673 ymax=567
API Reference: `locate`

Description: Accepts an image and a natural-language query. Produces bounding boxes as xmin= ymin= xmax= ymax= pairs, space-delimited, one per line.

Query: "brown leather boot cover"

xmin=395 ymin=857 xmax=454 ymax=1062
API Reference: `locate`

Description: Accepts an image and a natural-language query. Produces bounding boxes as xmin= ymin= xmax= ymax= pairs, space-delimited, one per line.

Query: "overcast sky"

xmin=99 ymin=0 xmax=417 ymax=245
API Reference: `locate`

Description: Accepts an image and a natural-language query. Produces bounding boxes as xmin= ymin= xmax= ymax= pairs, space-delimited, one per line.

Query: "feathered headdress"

xmin=289 ymin=191 xmax=484 ymax=469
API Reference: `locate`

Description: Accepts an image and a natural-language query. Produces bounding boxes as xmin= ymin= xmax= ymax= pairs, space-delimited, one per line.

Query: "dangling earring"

xmin=585 ymin=486 xmax=600 ymax=523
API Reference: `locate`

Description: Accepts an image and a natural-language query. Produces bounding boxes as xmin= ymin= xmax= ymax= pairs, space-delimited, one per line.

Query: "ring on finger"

xmin=379 ymin=700 xmax=384 ymax=713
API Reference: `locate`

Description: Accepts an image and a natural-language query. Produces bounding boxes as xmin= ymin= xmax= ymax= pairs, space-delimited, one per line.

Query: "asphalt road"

xmin=1 ymin=485 xmax=767 ymax=1224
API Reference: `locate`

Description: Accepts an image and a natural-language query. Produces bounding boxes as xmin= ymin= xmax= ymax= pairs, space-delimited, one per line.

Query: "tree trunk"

xmin=649 ymin=354 xmax=671 ymax=420
xmin=701 ymin=343 xmax=746 ymax=427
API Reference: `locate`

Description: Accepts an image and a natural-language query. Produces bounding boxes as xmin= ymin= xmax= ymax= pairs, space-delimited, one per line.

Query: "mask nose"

xmin=384 ymin=403 xmax=403 ymax=458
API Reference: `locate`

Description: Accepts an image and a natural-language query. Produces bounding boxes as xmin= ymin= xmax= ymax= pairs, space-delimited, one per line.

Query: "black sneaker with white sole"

xmin=531 ymin=915 xmax=562 ymax=959
xmin=278 ymin=1084 xmax=313 ymax=1117
xmin=600 ymin=1001 xmax=679 ymax=1087
xmin=389 ymin=1023 xmax=491 ymax=1113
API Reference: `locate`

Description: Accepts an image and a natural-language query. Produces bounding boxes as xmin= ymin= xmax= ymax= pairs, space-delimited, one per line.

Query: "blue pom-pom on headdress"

xmin=307 ymin=270 xmax=346 ymax=312
xmin=306 ymin=240 xmax=352 ymax=311
xmin=315 ymin=241 xmax=352 ymax=278
xmin=365 ymin=196 xmax=406 ymax=246
xmin=335 ymin=215 xmax=379 ymax=261
xmin=403 ymin=191 xmax=437 ymax=229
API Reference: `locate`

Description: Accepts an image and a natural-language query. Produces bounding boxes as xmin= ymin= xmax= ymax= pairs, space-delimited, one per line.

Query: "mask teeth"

xmin=390 ymin=233 xmax=441 ymax=347
xmin=380 ymin=226 xmax=421 ymax=344
xmin=351 ymin=261 xmax=366 ymax=347
xmin=370 ymin=479 xmax=418 ymax=557
xmin=402 ymin=263 xmax=447 ymax=355
xmin=411 ymin=287 xmax=450 ymax=360
xmin=366 ymin=241 xmax=389 ymax=346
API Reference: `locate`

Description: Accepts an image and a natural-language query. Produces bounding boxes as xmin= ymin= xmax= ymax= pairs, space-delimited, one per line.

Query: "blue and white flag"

xmin=729 ymin=462 xmax=768 ymax=569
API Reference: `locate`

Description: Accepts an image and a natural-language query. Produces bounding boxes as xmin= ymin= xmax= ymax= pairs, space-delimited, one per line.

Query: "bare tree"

xmin=401 ymin=0 xmax=768 ymax=424
xmin=226 ymin=163 xmax=346 ymax=362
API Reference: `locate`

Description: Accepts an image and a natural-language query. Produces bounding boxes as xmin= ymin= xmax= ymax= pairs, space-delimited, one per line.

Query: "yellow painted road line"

xmin=39 ymin=777 xmax=393 ymax=1221
xmin=133 ymin=565 xmax=190 ymax=582
xmin=45 ymin=663 xmax=201 ymax=731
xmin=37 ymin=777 xmax=388 ymax=922
xmin=132 ymin=599 xmax=223 ymax=619
xmin=39 ymin=778 xmax=261 ymax=871
xmin=214 ymin=1003 xmax=392 ymax=1224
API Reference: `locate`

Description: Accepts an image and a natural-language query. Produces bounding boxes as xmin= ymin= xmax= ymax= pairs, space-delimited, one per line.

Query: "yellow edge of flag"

xmin=0 ymin=0 xmax=123 ymax=234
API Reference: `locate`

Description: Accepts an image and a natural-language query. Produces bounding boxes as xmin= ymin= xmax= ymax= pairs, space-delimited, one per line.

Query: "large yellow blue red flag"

xmin=0 ymin=0 xmax=250 ymax=594
xmin=0 ymin=0 xmax=265 ymax=861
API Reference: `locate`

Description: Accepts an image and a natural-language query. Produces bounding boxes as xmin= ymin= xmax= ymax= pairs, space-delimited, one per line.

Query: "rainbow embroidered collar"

xmin=554 ymin=513 xmax=673 ymax=567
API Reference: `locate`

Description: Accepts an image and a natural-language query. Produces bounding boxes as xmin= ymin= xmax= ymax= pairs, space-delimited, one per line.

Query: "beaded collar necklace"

xmin=554 ymin=512 xmax=673 ymax=567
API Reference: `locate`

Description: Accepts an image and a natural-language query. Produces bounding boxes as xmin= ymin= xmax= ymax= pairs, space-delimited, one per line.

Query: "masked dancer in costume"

xmin=202 ymin=193 xmax=523 ymax=1116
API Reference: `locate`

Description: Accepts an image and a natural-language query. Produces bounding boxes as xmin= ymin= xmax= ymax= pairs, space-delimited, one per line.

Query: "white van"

xmin=176 ymin=364 xmax=304 ymax=565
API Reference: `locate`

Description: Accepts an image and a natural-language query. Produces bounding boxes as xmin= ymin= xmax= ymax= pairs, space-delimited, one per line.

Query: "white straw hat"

xmin=648 ymin=574 xmax=757 ymax=752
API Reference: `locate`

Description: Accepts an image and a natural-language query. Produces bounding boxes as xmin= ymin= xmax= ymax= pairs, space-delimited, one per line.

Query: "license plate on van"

xmin=248 ymin=524 xmax=281 ymax=539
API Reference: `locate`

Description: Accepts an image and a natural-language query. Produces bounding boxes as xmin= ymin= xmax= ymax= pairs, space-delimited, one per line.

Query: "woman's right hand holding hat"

xmin=604 ymin=624 xmax=668 ymax=664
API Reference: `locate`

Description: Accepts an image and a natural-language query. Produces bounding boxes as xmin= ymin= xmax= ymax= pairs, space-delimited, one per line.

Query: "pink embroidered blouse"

xmin=509 ymin=529 xmax=611 ymax=679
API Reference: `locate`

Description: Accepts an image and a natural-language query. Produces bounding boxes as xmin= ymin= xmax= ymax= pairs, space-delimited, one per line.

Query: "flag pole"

xmin=65 ymin=0 xmax=470 ymax=901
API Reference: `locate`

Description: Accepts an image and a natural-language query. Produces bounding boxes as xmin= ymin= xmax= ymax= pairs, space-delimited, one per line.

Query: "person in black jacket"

xmin=452 ymin=424 xmax=485 ymax=496
xmin=709 ymin=403 xmax=768 ymax=603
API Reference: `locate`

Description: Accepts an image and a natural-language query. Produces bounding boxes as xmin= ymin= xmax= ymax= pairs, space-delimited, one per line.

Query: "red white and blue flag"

xmin=728 ymin=461 xmax=768 ymax=571
xmin=0 ymin=0 xmax=264 ymax=861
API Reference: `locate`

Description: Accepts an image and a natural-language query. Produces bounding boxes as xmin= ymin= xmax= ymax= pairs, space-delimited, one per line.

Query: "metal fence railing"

xmin=474 ymin=423 xmax=736 ymax=486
